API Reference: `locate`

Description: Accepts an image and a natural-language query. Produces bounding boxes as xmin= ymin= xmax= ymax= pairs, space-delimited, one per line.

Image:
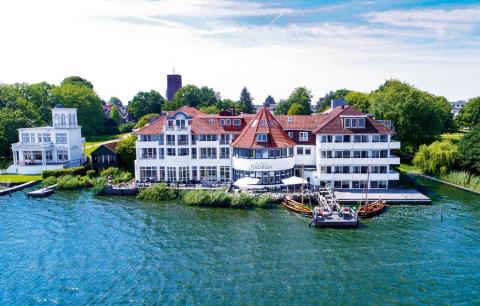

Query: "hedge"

xmin=42 ymin=166 xmax=89 ymax=178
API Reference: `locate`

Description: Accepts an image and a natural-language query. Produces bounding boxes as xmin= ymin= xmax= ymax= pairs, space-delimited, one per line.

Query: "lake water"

xmin=1 ymin=178 xmax=480 ymax=305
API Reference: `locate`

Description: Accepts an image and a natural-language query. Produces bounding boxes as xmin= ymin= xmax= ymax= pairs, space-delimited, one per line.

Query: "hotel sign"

xmin=248 ymin=162 xmax=272 ymax=171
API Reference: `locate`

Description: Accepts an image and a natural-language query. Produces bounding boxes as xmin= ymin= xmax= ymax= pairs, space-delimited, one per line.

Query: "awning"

xmin=282 ymin=176 xmax=307 ymax=185
xmin=234 ymin=177 xmax=260 ymax=188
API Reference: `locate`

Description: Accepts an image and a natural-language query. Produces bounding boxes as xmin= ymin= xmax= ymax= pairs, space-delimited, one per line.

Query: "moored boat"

xmin=27 ymin=186 xmax=56 ymax=198
xmin=358 ymin=200 xmax=386 ymax=218
xmin=282 ymin=199 xmax=313 ymax=216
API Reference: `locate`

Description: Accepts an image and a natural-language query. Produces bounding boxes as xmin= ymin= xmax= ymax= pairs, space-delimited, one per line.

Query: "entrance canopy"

xmin=234 ymin=177 xmax=260 ymax=188
xmin=282 ymin=176 xmax=307 ymax=185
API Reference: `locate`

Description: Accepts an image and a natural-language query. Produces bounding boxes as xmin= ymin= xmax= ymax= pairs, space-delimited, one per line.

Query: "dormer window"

xmin=208 ymin=118 xmax=215 ymax=125
xmin=344 ymin=118 xmax=351 ymax=128
xmin=358 ymin=118 xmax=365 ymax=128
xmin=259 ymin=119 xmax=266 ymax=127
xmin=256 ymin=134 xmax=268 ymax=142
xmin=225 ymin=119 xmax=231 ymax=126
xmin=233 ymin=119 xmax=241 ymax=126
xmin=343 ymin=117 xmax=366 ymax=129
xmin=287 ymin=117 xmax=293 ymax=123
xmin=220 ymin=119 xmax=225 ymax=126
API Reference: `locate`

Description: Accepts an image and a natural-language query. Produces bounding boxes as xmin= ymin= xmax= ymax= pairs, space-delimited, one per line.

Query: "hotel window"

xmin=305 ymin=147 xmax=311 ymax=155
xmin=178 ymin=134 xmax=188 ymax=145
xmin=334 ymin=166 xmax=350 ymax=174
xmin=56 ymin=133 xmax=67 ymax=144
xmin=256 ymin=134 xmax=268 ymax=142
xmin=178 ymin=148 xmax=189 ymax=156
xmin=200 ymin=166 xmax=217 ymax=181
xmin=335 ymin=135 xmax=343 ymax=143
xmin=179 ymin=167 xmax=189 ymax=182
xmin=344 ymin=118 xmax=351 ymax=128
xmin=30 ymin=133 xmax=35 ymax=143
xmin=167 ymin=167 xmax=176 ymax=182
xmin=233 ymin=119 xmax=241 ymax=126
xmin=288 ymin=132 xmax=294 ymax=138
xmin=61 ymin=114 xmax=66 ymax=125
xmin=198 ymin=134 xmax=217 ymax=141
xmin=380 ymin=135 xmax=388 ymax=142
xmin=37 ymin=133 xmax=42 ymax=143
xmin=167 ymin=148 xmax=176 ymax=156
xmin=299 ymin=132 xmax=308 ymax=141
xmin=166 ymin=135 xmax=175 ymax=145
xmin=380 ymin=150 xmax=388 ymax=158
xmin=176 ymin=119 xmax=185 ymax=127
xmin=46 ymin=151 xmax=53 ymax=161
xmin=140 ymin=166 xmax=158 ymax=181
xmin=220 ymin=119 xmax=225 ymax=126
xmin=43 ymin=133 xmax=51 ymax=143
xmin=333 ymin=181 xmax=350 ymax=189
xmin=220 ymin=166 xmax=230 ymax=182
xmin=320 ymin=166 xmax=331 ymax=174
xmin=342 ymin=150 xmax=351 ymax=158
xmin=296 ymin=147 xmax=304 ymax=155
xmin=321 ymin=150 xmax=333 ymax=158
xmin=372 ymin=135 xmax=380 ymax=142
xmin=343 ymin=135 xmax=351 ymax=142
xmin=200 ymin=147 xmax=217 ymax=159
xmin=159 ymin=148 xmax=165 ymax=159
xmin=57 ymin=150 xmax=68 ymax=161
xmin=353 ymin=166 xmax=368 ymax=174
xmin=225 ymin=119 xmax=231 ymax=126
xmin=167 ymin=120 xmax=174 ymax=126
xmin=269 ymin=149 xmax=275 ymax=158
xmin=334 ymin=151 xmax=342 ymax=158
xmin=352 ymin=181 xmax=367 ymax=189
xmin=320 ymin=135 xmax=333 ymax=143
xmin=191 ymin=148 xmax=197 ymax=159
xmin=191 ymin=166 xmax=198 ymax=181
xmin=358 ymin=118 xmax=366 ymax=128
xmin=141 ymin=148 xmax=157 ymax=159
xmin=220 ymin=147 xmax=230 ymax=159
xmin=370 ymin=181 xmax=387 ymax=189
xmin=159 ymin=167 xmax=166 ymax=181
xmin=287 ymin=117 xmax=293 ymax=123
xmin=371 ymin=166 xmax=387 ymax=174
xmin=21 ymin=133 xmax=30 ymax=143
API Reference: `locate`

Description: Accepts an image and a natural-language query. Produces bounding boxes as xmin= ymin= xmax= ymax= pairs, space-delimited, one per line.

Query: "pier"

xmin=0 ymin=180 xmax=39 ymax=196
xmin=334 ymin=188 xmax=431 ymax=204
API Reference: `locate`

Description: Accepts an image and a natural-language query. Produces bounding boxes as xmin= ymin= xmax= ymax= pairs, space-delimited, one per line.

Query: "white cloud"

xmin=0 ymin=0 xmax=478 ymax=104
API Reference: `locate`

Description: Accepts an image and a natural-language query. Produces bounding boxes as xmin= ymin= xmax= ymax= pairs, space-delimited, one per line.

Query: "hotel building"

xmin=134 ymin=105 xmax=400 ymax=189
xmin=6 ymin=105 xmax=85 ymax=175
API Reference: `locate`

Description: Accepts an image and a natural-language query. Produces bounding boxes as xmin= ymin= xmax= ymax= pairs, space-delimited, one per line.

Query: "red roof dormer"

xmin=231 ymin=107 xmax=296 ymax=148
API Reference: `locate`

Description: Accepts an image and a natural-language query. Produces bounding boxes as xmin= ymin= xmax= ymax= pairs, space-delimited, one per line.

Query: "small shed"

xmin=90 ymin=142 xmax=118 ymax=172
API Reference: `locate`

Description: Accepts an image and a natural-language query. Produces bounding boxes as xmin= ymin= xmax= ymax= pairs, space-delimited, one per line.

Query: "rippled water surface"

xmin=1 ymin=178 xmax=480 ymax=305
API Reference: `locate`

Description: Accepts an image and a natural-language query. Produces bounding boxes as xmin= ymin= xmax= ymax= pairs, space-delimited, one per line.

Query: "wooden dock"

xmin=334 ymin=188 xmax=431 ymax=204
xmin=0 ymin=180 xmax=39 ymax=196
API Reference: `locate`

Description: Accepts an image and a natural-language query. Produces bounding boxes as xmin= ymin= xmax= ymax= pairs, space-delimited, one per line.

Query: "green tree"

xmin=457 ymin=127 xmax=480 ymax=174
xmin=456 ymin=97 xmax=480 ymax=129
xmin=287 ymin=87 xmax=312 ymax=115
xmin=287 ymin=103 xmax=304 ymax=115
xmin=61 ymin=76 xmax=94 ymax=89
xmin=108 ymin=97 xmax=123 ymax=106
xmin=116 ymin=135 xmax=136 ymax=172
xmin=216 ymin=98 xmax=238 ymax=112
xmin=369 ymin=80 xmax=443 ymax=153
xmin=20 ymin=82 xmax=56 ymax=123
xmin=238 ymin=87 xmax=255 ymax=113
xmin=199 ymin=105 xmax=220 ymax=114
xmin=134 ymin=113 xmax=160 ymax=129
xmin=0 ymin=109 xmax=32 ymax=157
xmin=172 ymin=85 xmax=202 ymax=108
xmin=264 ymin=95 xmax=275 ymax=107
xmin=315 ymin=89 xmax=350 ymax=112
xmin=110 ymin=105 xmax=122 ymax=124
xmin=431 ymin=95 xmax=456 ymax=132
xmin=413 ymin=140 xmax=457 ymax=175
xmin=50 ymin=83 xmax=104 ymax=136
xmin=344 ymin=91 xmax=370 ymax=113
xmin=127 ymin=90 xmax=164 ymax=121
xmin=274 ymin=99 xmax=290 ymax=115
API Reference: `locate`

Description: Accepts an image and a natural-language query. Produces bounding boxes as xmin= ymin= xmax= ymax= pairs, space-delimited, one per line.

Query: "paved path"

xmin=84 ymin=133 xmax=131 ymax=149
xmin=335 ymin=188 xmax=431 ymax=204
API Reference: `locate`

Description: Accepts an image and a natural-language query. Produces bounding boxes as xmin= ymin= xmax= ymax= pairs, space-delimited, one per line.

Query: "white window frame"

xmin=233 ymin=119 xmax=241 ymax=126
xmin=299 ymin=132 xmax=308 ymax=141
xmin=256 ymin=134 xmax=268 ymax=142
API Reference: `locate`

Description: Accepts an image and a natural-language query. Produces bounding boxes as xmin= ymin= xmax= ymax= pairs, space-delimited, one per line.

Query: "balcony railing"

xmin=177 ymin=141 xmax=188 ymax=146
xmin=140 ymin=155 xmax=157 ymax=160
xmin=166 ymin=141 xmax=175 ymax=146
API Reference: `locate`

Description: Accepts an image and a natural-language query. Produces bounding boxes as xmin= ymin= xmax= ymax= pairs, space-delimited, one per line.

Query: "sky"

xmin=1 ymin=0 xmax=479 ymax=104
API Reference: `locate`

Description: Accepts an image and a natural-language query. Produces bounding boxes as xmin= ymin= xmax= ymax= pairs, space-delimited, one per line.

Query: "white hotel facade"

xmin=134 ymin=105 xmax=400 ymax=189
xmin=6 ymin=106 xmax=85 ymax=175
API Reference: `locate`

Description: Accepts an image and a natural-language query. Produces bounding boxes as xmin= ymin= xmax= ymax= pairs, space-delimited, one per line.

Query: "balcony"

xmin=140 ymin=155 xmax=157 ymax=160
xmin=177 ymin=141 xmax=189 ymax=146
xmin=166 ymin=141 xmax=175 ymax=146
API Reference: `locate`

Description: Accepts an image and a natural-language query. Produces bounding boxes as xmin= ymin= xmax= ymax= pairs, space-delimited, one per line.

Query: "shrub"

xmin=90 ymin=176 xmax=107 ymax=195
xmin=86 ymin=170 xmax=96 ymax=178
xmin=100 ymin=167 xmax=133 ymax=184
xmin=56 ymin=175 xmax=85 ymax=190
xmin=254 ymin=194 xmax=277 ymax=208
xmin=440 ymin=171 xmax=480 ymax=192
xmin=137 ymin=183 xmax=178 ymax=201
xmin=39 ymin=176 xmax=57 ymax=187
xmin=231 ymin=193 xmax=256 ymax=208
xmin=118 ymin=122 xmax=135 ymax=133
xmin=413 ymin=140 xmax=457 ymax=175
xmin=42 ymin=166 xmax=88 ymax=179
xmin=457 ymin=127 xmax=480 ymax=175
xmin=182 ymin=190 xmax=233 ymax=207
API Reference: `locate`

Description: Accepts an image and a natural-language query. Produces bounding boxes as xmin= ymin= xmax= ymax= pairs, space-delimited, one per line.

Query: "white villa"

xmin=6 ymin=105 xmax=85 ymax=175
xmin=134 ymin=103 xmax=401 ymax=190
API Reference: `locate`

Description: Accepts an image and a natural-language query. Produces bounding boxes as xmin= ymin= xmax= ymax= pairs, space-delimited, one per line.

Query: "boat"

xmin=282 ymin=198 xmax=313 ymax=216
xmin=358 ymin=200 xmax=386 ymax=218
xmin=27 ymin=186 xmax=56 ymax=198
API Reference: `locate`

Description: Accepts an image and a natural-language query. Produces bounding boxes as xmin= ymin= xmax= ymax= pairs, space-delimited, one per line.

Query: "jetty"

xmin=0 ymin=180 xmax=39 ymax=196
xmin=334 ymin=188 xmax=431 ymax=204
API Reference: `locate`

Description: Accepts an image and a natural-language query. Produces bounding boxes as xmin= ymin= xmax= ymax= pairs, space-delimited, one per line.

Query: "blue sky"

xmin=1 ymin=0 xmax=479 ymax=103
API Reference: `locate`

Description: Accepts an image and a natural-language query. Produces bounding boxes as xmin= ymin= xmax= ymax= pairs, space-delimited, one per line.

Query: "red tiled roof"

xmin=171 ymin=106 xmax=204 ymax=117
xmin=313 ymin=106 xmax=393 ymax=134
xmin=134 ymin=117 xmax=165 ymax=135
xmin=104 ymin=141 xmax=118 ymax=153
xmin=231 ymin=107 xmax=296 ymax=148
xmin=276 ymin=114 xmax=328 ymax=130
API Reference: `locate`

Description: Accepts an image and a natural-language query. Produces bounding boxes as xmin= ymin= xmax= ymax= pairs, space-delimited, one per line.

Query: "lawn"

xmin=441 ymin=131 xmax=468 ymax=144
xmin=0 ymin=174 xmax=42 ymax=183
xmin=84 ymin=132 xmax=130 ymax=156
xmin=397 ymin=161 xmax=422 ymax=174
